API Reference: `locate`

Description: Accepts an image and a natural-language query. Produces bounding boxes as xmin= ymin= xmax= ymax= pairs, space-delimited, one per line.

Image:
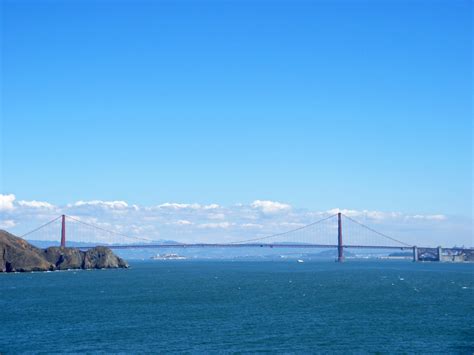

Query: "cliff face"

xmin=83 ymin=247 xmax=128 ymax=269
xmin=43 ymin=246 xmax=128 ymax=270
xmin=43 ymin=247 xmax=84 ymax=269
xmin=0 ymin=230 xmax=128 ymax=272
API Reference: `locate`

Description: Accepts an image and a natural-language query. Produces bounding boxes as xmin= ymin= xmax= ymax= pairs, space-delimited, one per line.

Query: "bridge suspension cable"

xmin=20 ymin=215 xmax=62 ymax=238
xmin=14 ymin=212 xmax=414 ymax=250
xmin=229 ymin=214 xmax=338 ymax=244
xmin=66 ymin=215 xmax=152 ymax=243
xmin=342 ymin=214 xmax=413 ymax=247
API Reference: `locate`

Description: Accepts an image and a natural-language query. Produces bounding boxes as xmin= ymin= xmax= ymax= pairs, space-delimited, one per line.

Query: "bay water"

xmin=1 ymin=261 xmax=473 ymax=353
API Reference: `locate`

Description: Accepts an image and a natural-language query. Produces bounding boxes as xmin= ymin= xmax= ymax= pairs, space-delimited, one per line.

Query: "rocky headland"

xmin=0 ymin=230 xmax=128 ymax=272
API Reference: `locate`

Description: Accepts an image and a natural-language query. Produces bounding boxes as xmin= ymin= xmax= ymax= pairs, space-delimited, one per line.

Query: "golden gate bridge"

xmin=18 ymin=212 xmax=443 ymax=262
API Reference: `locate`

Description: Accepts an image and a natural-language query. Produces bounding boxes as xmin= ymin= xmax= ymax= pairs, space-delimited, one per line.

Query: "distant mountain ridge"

xmin=27 ymin=239 xmax=181 ymax=249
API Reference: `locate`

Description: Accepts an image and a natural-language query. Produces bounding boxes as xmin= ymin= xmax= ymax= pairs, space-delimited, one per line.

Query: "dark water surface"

xmin=1 ymin=261 xmax=473 ymax=353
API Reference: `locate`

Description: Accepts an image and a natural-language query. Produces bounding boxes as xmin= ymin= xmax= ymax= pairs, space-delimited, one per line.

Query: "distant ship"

xmin=150 ymin=253 xmax=186 ymax=260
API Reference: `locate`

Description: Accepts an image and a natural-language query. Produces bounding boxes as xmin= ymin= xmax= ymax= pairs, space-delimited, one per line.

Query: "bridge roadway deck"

xmin=80 ymin=243 xmax=414 ymax=250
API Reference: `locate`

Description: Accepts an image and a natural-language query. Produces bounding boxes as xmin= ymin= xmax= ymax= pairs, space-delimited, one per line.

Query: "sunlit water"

xmin=1 ymin=260 xmax=473 ymax=353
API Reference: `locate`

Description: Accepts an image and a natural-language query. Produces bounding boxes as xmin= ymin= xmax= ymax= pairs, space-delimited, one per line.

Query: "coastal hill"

xmin=0 ymin=230 xmax=128 ymax=272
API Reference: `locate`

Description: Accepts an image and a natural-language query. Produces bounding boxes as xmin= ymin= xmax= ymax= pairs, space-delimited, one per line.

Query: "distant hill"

xmin=27 ymin=239 xmax=180 ymax=248
xmin=27 ymin=240 xmax=99 ymax=248
xmin=25 ymin=240 xmax=364 ymax=261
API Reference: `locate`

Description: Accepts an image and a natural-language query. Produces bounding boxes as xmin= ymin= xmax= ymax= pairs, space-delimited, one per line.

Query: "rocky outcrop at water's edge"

xmin=0 ymin=230 xmax=128 ymax=272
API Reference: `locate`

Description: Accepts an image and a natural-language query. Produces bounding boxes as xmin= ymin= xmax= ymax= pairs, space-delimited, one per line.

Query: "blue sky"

xmin=1 ymin=0 xmax=472 ymax=240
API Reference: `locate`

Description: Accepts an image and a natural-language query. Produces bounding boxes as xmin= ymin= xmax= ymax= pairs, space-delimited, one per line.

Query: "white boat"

xmin=151 ymin=253 xmax=186 ymax=260
xmin=297 ymin=259 xmax=304 ymax=263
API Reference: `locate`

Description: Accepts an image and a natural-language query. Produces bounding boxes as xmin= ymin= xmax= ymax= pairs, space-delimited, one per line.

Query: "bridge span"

xmin=19 ymin=212 xmax=472 ymax=262
xmin=88 ymin=243 xmax=413 ymax=250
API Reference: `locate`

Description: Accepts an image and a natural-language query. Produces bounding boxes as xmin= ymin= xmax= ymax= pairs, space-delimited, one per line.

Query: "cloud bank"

xmin=0 ymin=194 xmax=471 ymax=247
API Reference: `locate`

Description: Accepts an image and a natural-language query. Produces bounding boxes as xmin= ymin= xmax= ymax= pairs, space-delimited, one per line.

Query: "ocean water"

xmin=1 ymin=260 xmax=473 ymax=353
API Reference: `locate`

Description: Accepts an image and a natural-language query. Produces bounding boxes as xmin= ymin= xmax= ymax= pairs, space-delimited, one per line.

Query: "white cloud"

xmin=18 ymin=200 xmax=55 ymax=209
xmin=410 ymin=214 xmax=447 ymax=221
xmin=203 ymin=204 xmax=220 ymax=210
xmin=2 ymin=193 xmax=469 ymax=247
xmin=0 ymin=194 xmax=16 ymax=211
xmin=73 ymin=200 xmax=129 ymax=210
xmin=327 ymin=208 xmax=402 ymax=220
xmin=241 ymin=223 xmax=263 ymax=229
xmin=156 ymin=202 xmax=220 ymax=211
xmin=207 ymin=213 xmax=226 ymax=220
xmin=251 ymin=200 xmax=291 ymax=214
xmin=0 ymin=219 xmax=16 ymax=229
xmin=198 ymin=222 xmax=232 ymax=229
xmin=327 ymin=208 xmax=446 ymax=222
xmin=158 ymin=202 xmax=201 ymax=210
xmin=279 ymin=222 xmax=306 ymax=227
xmin=175 ymin=220 xmax=193 ymax=225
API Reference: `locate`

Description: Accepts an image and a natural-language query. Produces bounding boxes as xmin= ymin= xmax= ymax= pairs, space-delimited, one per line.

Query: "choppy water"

xmin=1 ymin=261 xmax=473 ymax=353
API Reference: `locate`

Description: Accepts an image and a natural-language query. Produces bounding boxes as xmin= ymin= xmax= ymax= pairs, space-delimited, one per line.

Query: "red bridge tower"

xmin=60 ymin=214 xmax=66 ymax=248
xmin=337 ymin=212 xmax=344 ymax=262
